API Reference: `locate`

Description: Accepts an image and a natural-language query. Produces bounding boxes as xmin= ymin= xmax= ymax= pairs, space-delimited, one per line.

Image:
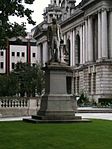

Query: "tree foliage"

xmin=0 ymin=0 xmax=36 ymax=48
xmin=0 ymin=62 xmax=45 ymax=97
xmin=0 ymin=74 xmax=18 ymax=96
xmin=13 ymin=62 xmax=45 ymax=97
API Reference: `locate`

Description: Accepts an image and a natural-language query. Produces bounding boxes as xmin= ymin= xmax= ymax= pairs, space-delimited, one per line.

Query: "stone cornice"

xmin=60 ymin=9 xmax=84 ymax=28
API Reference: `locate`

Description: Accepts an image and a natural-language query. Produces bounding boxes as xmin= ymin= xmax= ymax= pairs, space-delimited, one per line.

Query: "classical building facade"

xmin=33 ymin=0 xmax=112 ymax=103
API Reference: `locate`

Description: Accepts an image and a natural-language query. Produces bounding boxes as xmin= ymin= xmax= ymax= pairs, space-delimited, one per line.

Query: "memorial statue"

xmin=47 ymin=18 xmax=62 ymax=62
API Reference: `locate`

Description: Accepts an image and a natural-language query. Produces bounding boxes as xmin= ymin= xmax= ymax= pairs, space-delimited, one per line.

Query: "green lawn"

xmin=0 ymin=120 xmax=112 ymax=149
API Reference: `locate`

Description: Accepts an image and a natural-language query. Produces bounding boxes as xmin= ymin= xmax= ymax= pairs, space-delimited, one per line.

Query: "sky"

xmin=10 ymin=0 xmax=81 ymax=32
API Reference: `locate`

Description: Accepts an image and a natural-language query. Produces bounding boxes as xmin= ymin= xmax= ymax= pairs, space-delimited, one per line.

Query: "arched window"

xmin=75 ymin=34 xmax=80 ymax=65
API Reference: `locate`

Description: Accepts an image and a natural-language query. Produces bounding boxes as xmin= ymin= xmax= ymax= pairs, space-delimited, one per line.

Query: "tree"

xmin=12 ymin=62 xmax=45 ymax=97
xmin=33 ymin=64 xmax=45 ymax=96
xmin=0 ymin=62 xmax=45 ymax=97
xmin=0 ymin=74 xmax=18 ymax=96
xmin=0 ymin=0 xmax=36 ymax=48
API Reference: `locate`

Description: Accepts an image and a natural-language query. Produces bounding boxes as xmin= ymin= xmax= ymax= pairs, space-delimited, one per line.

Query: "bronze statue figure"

xmin=47 ymin=18 xmax=62 ymax=62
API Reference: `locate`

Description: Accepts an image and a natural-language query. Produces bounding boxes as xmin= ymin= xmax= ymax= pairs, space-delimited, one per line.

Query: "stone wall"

xmin=96 ymin=64 xmax=112 ymax=100
xmin=74 ymin=62 xmax=112 ymax=103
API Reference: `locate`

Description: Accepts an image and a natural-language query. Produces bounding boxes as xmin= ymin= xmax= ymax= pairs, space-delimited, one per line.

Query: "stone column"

xmin=70 ymin=31 xmax=73 ymax=66
xmin=63 ymin=34 xmax=67 ymax=45
xmin=43 ymin=42 xmax=48 ymax=65
xmin=85 ymin=19 xmax=88 ymax=62
xmin=80 ymin=25 xmax=83 ymax=64
xmin=83 ymin=23 xmax=86 ymax=64
xmin=109 ymin=10 xmax=112 ymax=58
xmin=98 ymin=11 xmax=102 ymax=59
xmin=88 ymin=16 xmax=93 ymax=62
xmin=72 ymin=29 xmax=75 ymax=66
xmin=101 ymin=9 xmax=108 ymax=58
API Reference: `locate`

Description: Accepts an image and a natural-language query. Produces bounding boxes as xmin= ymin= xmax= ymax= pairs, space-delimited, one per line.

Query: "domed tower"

xmin=43 ymin=0 xmax=62 ymax=24
xmin=50 ymin=0 xmax=61 ymax=6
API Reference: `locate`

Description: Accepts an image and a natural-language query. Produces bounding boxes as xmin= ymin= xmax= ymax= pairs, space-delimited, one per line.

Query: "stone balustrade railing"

xmin=0 ymin=97 xmax=41 ymax=117
xmin=0 ymin=98 xmax=28 ymax=108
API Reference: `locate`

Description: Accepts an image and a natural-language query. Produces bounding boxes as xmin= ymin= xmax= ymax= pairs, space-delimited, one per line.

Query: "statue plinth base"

xmin=37 ymin=62 xmax=78 ymax=120
xmin=37 ymin=94 xmax=77 ymax=120
xmin=23 ymin=62 xmax=89 ymax=123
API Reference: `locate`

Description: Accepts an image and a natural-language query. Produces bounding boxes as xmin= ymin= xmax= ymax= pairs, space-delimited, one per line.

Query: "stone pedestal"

xmin=23 ymin=62 xmax=86 ymax=123
xmin=37 ymin=62 xmax=77 ymax=120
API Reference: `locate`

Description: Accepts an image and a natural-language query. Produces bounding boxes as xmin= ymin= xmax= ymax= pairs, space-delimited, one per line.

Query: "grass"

xmin=0 ymin=120 xmax=112 ymax=149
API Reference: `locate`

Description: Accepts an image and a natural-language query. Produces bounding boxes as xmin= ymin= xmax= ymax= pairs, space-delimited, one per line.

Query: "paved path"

xmin=76 ymin=113 xmax=112 ymax=121
xmin=0 ymin=116 xmax=31 ymax=122
xmin=0 ymin=113 xmax=112 ymax=121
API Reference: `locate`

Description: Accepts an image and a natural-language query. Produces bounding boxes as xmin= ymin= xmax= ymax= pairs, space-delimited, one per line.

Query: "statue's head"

xmin=52 ymin=18 xmax=56 ymax=24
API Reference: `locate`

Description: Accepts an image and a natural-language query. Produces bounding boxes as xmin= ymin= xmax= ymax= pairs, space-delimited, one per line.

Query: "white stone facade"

xmin=33 ymin=0 xmax=112 ymax=102
xmin=0 ymin=37 xmax=38 ymax=73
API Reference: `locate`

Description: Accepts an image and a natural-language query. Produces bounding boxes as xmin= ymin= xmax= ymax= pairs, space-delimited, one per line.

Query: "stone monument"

xmin=36 ymin=18 xmax=79 ymax=121
xmin=24 ymin=18 xmax=84 ymax=123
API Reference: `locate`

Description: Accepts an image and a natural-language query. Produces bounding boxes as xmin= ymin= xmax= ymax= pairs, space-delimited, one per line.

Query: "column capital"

xmin=79 ymin=23 xmax=83 ymax=27
xmin=69 ymin=29 xmax=73 ymax=32
xmin=98 ymin=9 xmax=102 ymax=13
xmin=108 ymin=8 xmax=112 ymax=12
xmin=87 ymin=15 xmax=93 ymax=19
xmin=101 ymin=7 xmax=108 ymax=12
xmin=84 ymin=17 xmax=88 ymax=21
xmin=82 ymin=22 xmax=85 ymax=26
xmin=84 ymin=15 xmax=92 ymax=20
xmin=76 ymin=29 xmax=79 ymax=35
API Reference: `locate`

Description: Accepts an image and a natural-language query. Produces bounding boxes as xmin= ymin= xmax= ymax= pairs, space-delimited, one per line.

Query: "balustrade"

xmin=0 ymin=98 xmax=28 ymax=108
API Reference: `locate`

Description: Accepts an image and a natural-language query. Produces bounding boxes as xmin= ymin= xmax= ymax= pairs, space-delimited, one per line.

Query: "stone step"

xmin=23 ymin=117 xmax=90 ymax=123
xmin=78 ymin=109 xmax=112 ymax=113
xmin=23 ymin=118 xmax=39 ymax=123
xmin=32 ymin=115 xmax=43 ymax=120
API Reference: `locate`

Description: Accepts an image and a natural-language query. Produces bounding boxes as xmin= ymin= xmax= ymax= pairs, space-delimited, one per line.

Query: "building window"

xmin=0 ymin=62 xmax=4 ymax=69
xmin=88 ymin=74 xmax=91 ymax=94
xmin=74 ymin=77 xmax=76 ymax=94
xmin=22 ymin=52 xmax=25 ymax=57
xmin=0 ymin=51 xmax=4 ymax=56
xmin=93 ymin=73 xmax=96 ymax=93
xmin=32 ymin=53 xmax=36 ymax=57
xmin=75 ymin=34 xmax=80 ymax=65
xmin=12 ymin=52 xmax=15 ymax=56
xmin=93 ymin=15 xmax=98 ymax=61
xmin=12 ymin=63 xmax=15 ymax=69
xmin=77 ymin=77 xmax=79 ymax=94
xmin=17 ymin=52 xmax=20 ymax=57
xmin=66 ymin=77 xmax=72 ymax=94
